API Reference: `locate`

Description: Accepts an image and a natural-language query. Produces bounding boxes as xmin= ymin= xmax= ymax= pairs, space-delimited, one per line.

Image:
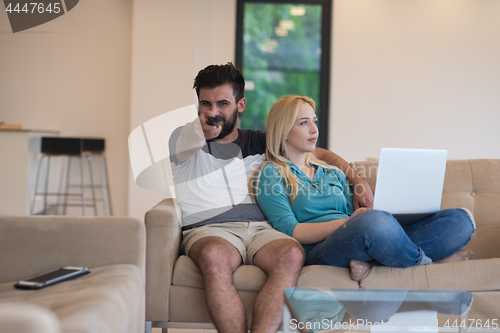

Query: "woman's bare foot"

xmin=433 ymin=250 xmax=473 ymax=264
xmin=349 ymin=260 xmax=373 ymax=281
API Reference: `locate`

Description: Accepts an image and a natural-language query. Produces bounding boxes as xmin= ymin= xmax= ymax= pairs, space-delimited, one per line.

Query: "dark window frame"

xmin=235 ymin=0 xmax=332 ymax=149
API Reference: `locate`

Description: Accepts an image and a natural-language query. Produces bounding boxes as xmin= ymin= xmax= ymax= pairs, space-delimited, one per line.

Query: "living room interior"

xmin=1 ymin=1 xmax=499 ymax=332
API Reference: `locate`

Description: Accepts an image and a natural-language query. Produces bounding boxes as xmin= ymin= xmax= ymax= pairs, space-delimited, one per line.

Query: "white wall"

xmin=330 ymin=0 xmax=500 ymax=162
xmin=2 ymin=0 xmax=498 ymax=220
xmin=128 ymin=0 xmax=500 ymax=220
xmin=0 ymin=0 xmax=132 ymax=216
xmin=128 ymin=0 xmax=236 ymax=220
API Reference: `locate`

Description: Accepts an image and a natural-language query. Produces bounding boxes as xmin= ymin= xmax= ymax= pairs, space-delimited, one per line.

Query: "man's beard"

xmin=213 ymin=107 xmax=238 ymax=140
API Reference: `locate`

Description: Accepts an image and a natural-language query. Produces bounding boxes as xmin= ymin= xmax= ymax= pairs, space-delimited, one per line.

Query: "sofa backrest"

xmin=0 ymin=216 xmax=145 ymax=284
xmin=350 ymin=159 xmax=500 ymax=260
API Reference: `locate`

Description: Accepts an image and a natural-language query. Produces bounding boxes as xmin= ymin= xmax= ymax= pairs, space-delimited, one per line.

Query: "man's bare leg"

xmin=251 ymin=239 xmax=305 ymax=333
xmin=189 ymin=237 xmax=246 ymax=333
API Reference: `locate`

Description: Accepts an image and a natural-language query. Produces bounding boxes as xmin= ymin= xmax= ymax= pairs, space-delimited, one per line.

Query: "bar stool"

xmin=30 ymin=137 xmax=113 ymax=216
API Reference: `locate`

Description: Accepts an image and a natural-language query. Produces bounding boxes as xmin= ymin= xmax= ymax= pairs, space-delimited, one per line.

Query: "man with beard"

xmin=168 ymin=63 xmax=373 ymax=333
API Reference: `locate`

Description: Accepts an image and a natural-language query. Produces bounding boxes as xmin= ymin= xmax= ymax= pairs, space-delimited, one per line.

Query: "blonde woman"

xmin=255 ymin=95 xmax=475 ymax=281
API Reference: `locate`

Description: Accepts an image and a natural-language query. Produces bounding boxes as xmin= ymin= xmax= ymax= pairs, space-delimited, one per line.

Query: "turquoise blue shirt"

xmin=256 ymin=162 xmax=354 ymax=250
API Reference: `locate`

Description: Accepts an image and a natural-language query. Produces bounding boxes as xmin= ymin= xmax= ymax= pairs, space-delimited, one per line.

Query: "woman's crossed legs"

xmin=305 ymin=208 xmax=475 ymax=281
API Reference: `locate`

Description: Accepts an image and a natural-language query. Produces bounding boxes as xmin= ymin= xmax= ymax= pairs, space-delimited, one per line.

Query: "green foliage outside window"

xmin=241 ymin=3 xmax=322 ymax=132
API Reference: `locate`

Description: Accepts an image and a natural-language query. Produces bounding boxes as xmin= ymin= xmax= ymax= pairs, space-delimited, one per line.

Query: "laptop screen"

xmin=372 ymin=148 xmax=447 ymax=215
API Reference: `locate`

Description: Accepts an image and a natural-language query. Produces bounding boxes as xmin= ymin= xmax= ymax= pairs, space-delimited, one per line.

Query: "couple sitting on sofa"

xmin=169 ymin=63 xmax=475 ymax=333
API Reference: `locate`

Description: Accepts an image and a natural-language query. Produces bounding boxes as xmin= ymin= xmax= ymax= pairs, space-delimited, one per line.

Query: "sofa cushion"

xmin=172 ymin=255 xmax=268 ymax=292
xmin=359 ymin=258 xmax=500 ymax=291
xmin=440 ymin=159 xmax=500 ymax=259
xmin=172 ymin=255 xmax=360 ymax=292
xmin=469 ymin=291 xmax=500 ymax=321
xmin=0 ymin=216 xmax=145 ymax=284
xmin=0 ymin=265 xmax=143 ymax=333
xmin=0 ymin=303 xmax=60 ymax=333
xmin=297 ymin=265 xmax=359 ymax=289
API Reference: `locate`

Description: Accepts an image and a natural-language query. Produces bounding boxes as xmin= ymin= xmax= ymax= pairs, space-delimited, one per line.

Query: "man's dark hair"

xmin=193 ymin=62 xmax=245 ymax=102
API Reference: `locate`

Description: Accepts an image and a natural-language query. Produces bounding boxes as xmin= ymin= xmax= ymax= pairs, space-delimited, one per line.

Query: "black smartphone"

xmin=14 ymin=266 xmax=90 ymax=290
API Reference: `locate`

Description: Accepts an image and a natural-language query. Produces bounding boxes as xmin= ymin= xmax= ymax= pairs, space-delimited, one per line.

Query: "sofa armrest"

xmin=0 ymin=215 xmax=145 ymax=284
xmin=144 ymin=198 xmax=182 ymax=322
xmin=349 ymin=160 xmax=378 ymax=192
xmin=0 ymin=303 xmax=61 ymax=333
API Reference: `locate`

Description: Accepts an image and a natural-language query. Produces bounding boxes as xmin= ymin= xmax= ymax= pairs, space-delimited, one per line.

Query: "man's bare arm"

xmin=174 ymin=119 xmax=206 ymax=164
xmin=313 ymin=147 xmax=374 ymax=210
xmin=174 ymin=113 xmax=223 ymax=164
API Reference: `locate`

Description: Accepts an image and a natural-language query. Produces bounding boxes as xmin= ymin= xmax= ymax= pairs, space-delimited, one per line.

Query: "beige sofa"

xmin=0 ymin=215 xmax=146 ymax=333
xmin=144 ymin=158 xmax=500 ymax=331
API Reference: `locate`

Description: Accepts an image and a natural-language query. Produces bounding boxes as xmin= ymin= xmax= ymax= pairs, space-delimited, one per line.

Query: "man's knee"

xmin=190 ymin=238 xmax=242 ymax=273
xmin=276 ymin=241 xmax=305 ymax=273
xmin=283 ymin=242 xmax=305 ymax=268
xmin=256 ymin=239 xmax=304 ymax=274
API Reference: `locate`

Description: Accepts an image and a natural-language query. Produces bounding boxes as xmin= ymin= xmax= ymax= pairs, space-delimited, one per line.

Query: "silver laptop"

xmin=372 ymin=148 xmax=448 ymax=226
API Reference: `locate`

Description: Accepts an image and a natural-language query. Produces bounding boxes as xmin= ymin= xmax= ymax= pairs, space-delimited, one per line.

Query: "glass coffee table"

xmin=283 ymin=288 xmax=496 ymax=333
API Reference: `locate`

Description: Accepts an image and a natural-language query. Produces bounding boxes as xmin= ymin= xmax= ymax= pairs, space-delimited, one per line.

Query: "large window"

xmin=236 ymin=0 xmax=332 ymax=148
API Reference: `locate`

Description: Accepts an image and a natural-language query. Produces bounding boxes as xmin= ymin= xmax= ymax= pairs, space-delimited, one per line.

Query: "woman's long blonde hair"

xmin=253 ymin=95 xmax=338 ymax=203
